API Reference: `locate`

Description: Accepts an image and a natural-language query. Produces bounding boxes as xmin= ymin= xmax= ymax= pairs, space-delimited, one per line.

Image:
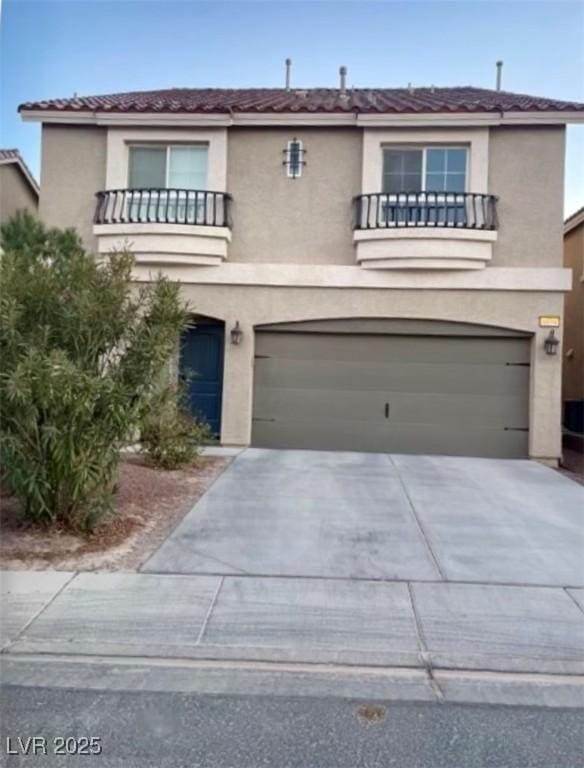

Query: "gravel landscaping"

xmin=0 ymin=455 xmax=229 ymax=572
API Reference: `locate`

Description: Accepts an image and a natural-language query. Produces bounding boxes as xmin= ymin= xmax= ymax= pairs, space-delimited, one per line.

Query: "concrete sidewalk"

xmin=2 ymin=571 xmax=583 ymax=682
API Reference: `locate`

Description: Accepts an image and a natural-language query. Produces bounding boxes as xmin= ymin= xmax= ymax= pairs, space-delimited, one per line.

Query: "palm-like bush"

xmin=0 ymin=212 xmax=189 ymax=529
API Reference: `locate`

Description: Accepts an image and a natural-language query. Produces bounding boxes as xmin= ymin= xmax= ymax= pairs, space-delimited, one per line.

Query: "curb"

xmin=2 ymin=654 xmax=583 ymax=709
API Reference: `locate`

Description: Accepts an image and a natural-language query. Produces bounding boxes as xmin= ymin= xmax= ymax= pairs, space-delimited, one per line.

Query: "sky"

xmin=1 ymin=0 xmax=583 ymax=215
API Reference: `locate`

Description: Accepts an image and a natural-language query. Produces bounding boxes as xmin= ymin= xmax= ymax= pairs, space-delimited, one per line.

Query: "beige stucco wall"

xmin=33 ymin=120 xmax=568 ymax=461
xmin=37 ymin=122 xmax=567 ymax=271
xmin=563 ymin=222 xmax=584 ymax=400
xmin=174 ymin=281 xmax=563 ymax=461
xmin=227 ymin=127 xmax=362 ymax=265
xmin=39 ymin=124 xmax=107 ymax=251
xmin=489 ymin=126 xmax=565 ymax=267
xmin=0 ymin=164 xmax=38 ymax=225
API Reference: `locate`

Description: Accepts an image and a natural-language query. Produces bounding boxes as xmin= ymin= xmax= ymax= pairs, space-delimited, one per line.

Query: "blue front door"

xmin=180 ymin=324 xmax=224 ymax=436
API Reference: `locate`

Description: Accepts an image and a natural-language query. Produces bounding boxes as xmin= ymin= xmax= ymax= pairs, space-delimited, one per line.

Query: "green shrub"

xmin=0 ymin=211 xmax=189 ymax=530
xmin=140 ymin=383 xmax=212 ymax=470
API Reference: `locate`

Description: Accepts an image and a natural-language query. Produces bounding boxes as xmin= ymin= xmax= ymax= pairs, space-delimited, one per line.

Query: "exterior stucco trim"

xmin=130 ymin=263 xmax=572 ymax=292
xmin=357 ymin=111 xmax=584 ymax=126
xmin=361 ymin=127 xmax=489 ymax=194
xmin=353 ymin=228 xmax=498 ymax=243
xmin=95 ymin=225 xmax=231 ymax=264
xmin=94 ymin=223 xmax=231 ymax=240
xmin=21 ymin=110 xmax=584 ymax=127
xmin=358 ymin=257 xmax=487 ymax=270
xmin=105 ymin=127 xmax=228 ymax=191
xmin=353 ymin=227 xmax=497 ymax=268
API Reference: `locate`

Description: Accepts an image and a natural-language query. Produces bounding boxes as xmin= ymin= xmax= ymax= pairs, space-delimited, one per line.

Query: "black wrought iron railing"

xmin=94 ymin=189 xmax=232 ymax=227
xmin=354 ymin=192 xmax=498 ymax=231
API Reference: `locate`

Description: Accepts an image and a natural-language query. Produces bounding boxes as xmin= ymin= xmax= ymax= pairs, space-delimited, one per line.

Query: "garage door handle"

xmin=385 ymin=403 xmax=390 ymax=419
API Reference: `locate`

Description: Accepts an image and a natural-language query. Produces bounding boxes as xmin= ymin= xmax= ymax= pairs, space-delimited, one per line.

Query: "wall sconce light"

xmin=544 ymin=329 xmax=559 ymax=356
xmin=230 ymin=321 xmax=243 ymax=346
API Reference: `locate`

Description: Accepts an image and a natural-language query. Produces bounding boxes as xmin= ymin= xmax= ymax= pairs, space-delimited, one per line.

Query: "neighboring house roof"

xmin=0 ymin=148 xmax=39 ymax=197
xmin=564 ymin=206 xmax=584 ymax=236
xmin=18 ymin=86 xmax=584 ymax=116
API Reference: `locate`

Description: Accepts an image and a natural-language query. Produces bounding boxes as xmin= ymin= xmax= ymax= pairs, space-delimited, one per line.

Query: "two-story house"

xmin=19 ymin=82 xmax=584 ymax=463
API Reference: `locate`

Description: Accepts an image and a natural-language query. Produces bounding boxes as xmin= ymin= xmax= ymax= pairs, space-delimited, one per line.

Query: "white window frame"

xmin=382 ymin=145 xmax=468 ymax=194
xmin=361 ymin=127 xmax=489 ymax=197
xmin=286 ymin=139 xmax=304 ymax=179
xmin=127 ymin=143 xmax=209 ymax=190
xmin=105 ymin=128 xmax=227 ymax=194
xmin=126 ymin=143 xmax=211 ymax=225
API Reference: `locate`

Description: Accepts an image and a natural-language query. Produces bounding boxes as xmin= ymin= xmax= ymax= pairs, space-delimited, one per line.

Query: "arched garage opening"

xmin=252 ymin=318 xmax=532 ymax=458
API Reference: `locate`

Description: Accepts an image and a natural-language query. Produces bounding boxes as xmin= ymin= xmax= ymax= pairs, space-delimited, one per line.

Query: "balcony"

xmin=353 ymin=192 xmax=498 ymax=270
xmin=93 ymin=188 xmax=232 ymax=267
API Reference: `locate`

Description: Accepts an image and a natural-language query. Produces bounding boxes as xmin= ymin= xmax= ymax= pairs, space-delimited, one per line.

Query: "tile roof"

xmin=18 ymin=86 xmax=584 ymax=115
xmin=0 ymin=148 xmax=39 ymax=194
xmin=0 ymin=148 xmax=22 ymax=161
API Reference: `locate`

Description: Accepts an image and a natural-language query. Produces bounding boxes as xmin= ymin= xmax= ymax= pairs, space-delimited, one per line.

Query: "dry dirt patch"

xmin=0 ymin=455 xmax=229 ymax=571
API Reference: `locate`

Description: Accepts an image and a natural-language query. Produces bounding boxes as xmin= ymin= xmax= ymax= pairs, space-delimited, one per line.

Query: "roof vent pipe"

xmin=496 ymin=60 xmax=503 ymax=91
xmin=339 ymin=65 xmax=347 ymax=94
xmin=285 ymin=58 xmax=292 ymax=90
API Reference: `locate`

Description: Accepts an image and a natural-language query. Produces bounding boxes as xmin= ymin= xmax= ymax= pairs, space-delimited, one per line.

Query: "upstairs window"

xmin=128 ymin=145 xmax=208 ymax=190
xmin=382 ymin=149 xmax=423 ymax=193
xmin=425 ymin=148 xmax=467 ymax=192
xmin=382 ymin=147 xmax=467 ymax=193
xmin=127 ymin=145 xmax=209 ymax=223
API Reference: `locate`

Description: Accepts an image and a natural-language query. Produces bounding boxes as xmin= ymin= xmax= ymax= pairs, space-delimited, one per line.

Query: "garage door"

xmin=252 ymin=320 xmax=530 ymax=458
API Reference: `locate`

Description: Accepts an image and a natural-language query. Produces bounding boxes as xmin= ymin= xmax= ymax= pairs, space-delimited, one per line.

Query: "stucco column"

xmin=219 ymin=319 xmax=255 ymax=446
xmin=529 ymin=327 xmax=563 ymax=463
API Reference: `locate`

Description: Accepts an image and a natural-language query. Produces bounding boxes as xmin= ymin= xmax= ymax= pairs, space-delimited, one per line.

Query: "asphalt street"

xmin=2 ymin=685 xmax=583 ymax=768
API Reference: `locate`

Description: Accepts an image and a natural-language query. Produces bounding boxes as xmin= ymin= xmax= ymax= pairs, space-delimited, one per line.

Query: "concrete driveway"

xmin=143 ymin=449 xmax=584 ymax=588
xmin=5 ymin=451 xmax=584 ymax=684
